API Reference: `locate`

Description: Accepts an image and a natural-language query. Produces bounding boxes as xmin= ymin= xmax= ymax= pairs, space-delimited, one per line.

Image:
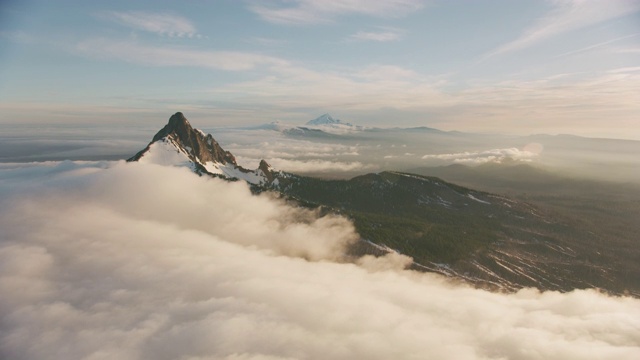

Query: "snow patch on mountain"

xmin=468 ymin=193 xmax=491 ymax=205
xmin=136 ymin=137 xmax=198 ymax=172
xmin=203 ymin=161 xmax=272 ymax=185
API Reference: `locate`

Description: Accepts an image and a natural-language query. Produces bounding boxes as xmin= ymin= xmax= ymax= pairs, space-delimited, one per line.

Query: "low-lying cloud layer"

xmin=1 ymin=162 xmax=639 ymax=360
xmin=422 ymin=147 xmax=539 ymax=164
xmin=266 ymin=158 xmax=375 ymax=173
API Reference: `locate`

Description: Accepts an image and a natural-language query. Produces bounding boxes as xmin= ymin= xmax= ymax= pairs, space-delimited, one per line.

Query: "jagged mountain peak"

xmin=167 ymin=111 xmax=189 ymax=128
xmin=151 ymin=112 xmax=191 ymax=143
xmin=128 ymin=112 xmax=275 ymax=185
xmin=138 ymin=112 xmax=236 ymax=166
xmin=258 ymin=160 xmax=275 ymax=183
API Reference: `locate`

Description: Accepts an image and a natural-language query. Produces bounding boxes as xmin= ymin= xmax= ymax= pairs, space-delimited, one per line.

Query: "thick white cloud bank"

xmin=1 ymin=161 xmax=639 ymax=360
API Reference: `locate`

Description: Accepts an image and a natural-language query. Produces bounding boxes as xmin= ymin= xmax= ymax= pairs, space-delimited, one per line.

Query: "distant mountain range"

xmin=235 ymin=114 xmax=454 ymax=140
xmin=246 ymin=114 xmax=370 ymax=136
xmin=128 ymin=113 xmax=640 ymax=297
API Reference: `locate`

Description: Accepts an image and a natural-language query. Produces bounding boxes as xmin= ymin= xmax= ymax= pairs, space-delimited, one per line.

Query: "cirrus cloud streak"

xmin=485 ymin=0 xmax=640 ymax=58
xmin=76 ymin=39 xmax=288 ymax=71
xmin=102 ymin=11 xmax=201 ymax=38
xmin=249 ymin=0 xmax=425 ymax=25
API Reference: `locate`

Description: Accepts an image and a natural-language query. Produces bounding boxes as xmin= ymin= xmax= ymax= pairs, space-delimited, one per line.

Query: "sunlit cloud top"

xmin=1 ymin=161 xmax=639 ymax=359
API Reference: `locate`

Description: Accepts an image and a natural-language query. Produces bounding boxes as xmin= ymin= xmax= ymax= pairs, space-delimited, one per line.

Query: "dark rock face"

xmin=128 ymin=112 xmax=237 ymax=165
xmin=258 ymin=160 xmax=275 ymax=183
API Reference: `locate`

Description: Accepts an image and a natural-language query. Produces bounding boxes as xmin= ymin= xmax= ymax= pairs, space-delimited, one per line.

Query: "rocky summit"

xmin=128 ymin=112 xmax=274 ymax=185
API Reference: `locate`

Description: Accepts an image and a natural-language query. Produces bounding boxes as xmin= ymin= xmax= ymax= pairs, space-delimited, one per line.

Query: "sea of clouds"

xmin=1 ymin=161 xmax=639 ymax=360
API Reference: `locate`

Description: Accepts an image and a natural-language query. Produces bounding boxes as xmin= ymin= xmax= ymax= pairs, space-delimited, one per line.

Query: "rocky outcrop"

xmin=258 ymin=160 xmax=275 ymax=183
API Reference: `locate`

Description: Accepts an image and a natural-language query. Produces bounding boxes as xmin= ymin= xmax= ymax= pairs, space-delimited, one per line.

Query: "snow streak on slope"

xmin=0 ymin=162 xmax=639 ymax=360
xmin=136 ymin=137 xmax=198 ymax=171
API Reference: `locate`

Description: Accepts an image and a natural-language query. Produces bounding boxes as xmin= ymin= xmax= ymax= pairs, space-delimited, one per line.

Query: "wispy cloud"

xmin=485 ymin=0 xmax=640 ymax=58
xmin=0 ymin=30 xmax=35 ymax=44
xmin=422 ymin=148 xmax=539 ymax=164
xmin=260 ymin=158 xmax=375 ymax=173
xmin=616 ymin=47 xmax=640 ymax=54
xmin=103 ymin=11 xmax=201 ymax=38
xmin=245 ymin=37 xmax=289 ymax=46
xmin=232 ymin=142 xmax=361 ymax=161
xmin=355 ymin=64 xmax=417 ymax=80
xmin=210 ymin=62 xmax=451 ymax=111
xmin=348 ymin=28 xmax=404 ymax=42
xmin=607 ymin=66 xmax=640 ymax=74
xmin=75 ymin=39 xmax=288 ymax=71
xmin=249 ymin=0 xmax=425 ymax=25
xmin=553 ymin=33 xmax=640 ymax=59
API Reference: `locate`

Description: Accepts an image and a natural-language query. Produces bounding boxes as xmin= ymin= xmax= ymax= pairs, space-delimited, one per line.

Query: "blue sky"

xmin=1 ymin=0 xmax=639 ymax=138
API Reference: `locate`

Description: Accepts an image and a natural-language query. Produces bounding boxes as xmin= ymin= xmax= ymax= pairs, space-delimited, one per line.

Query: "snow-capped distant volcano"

xmin=128 ymin=112 xmax=274 ymax=185
xmin=306 ymin=114 xmax=353 ymax=127
xmin=244 ymin=114 xmax=365 ymax=136
xmin=302 ymin=114 xmax=366 ymax=134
